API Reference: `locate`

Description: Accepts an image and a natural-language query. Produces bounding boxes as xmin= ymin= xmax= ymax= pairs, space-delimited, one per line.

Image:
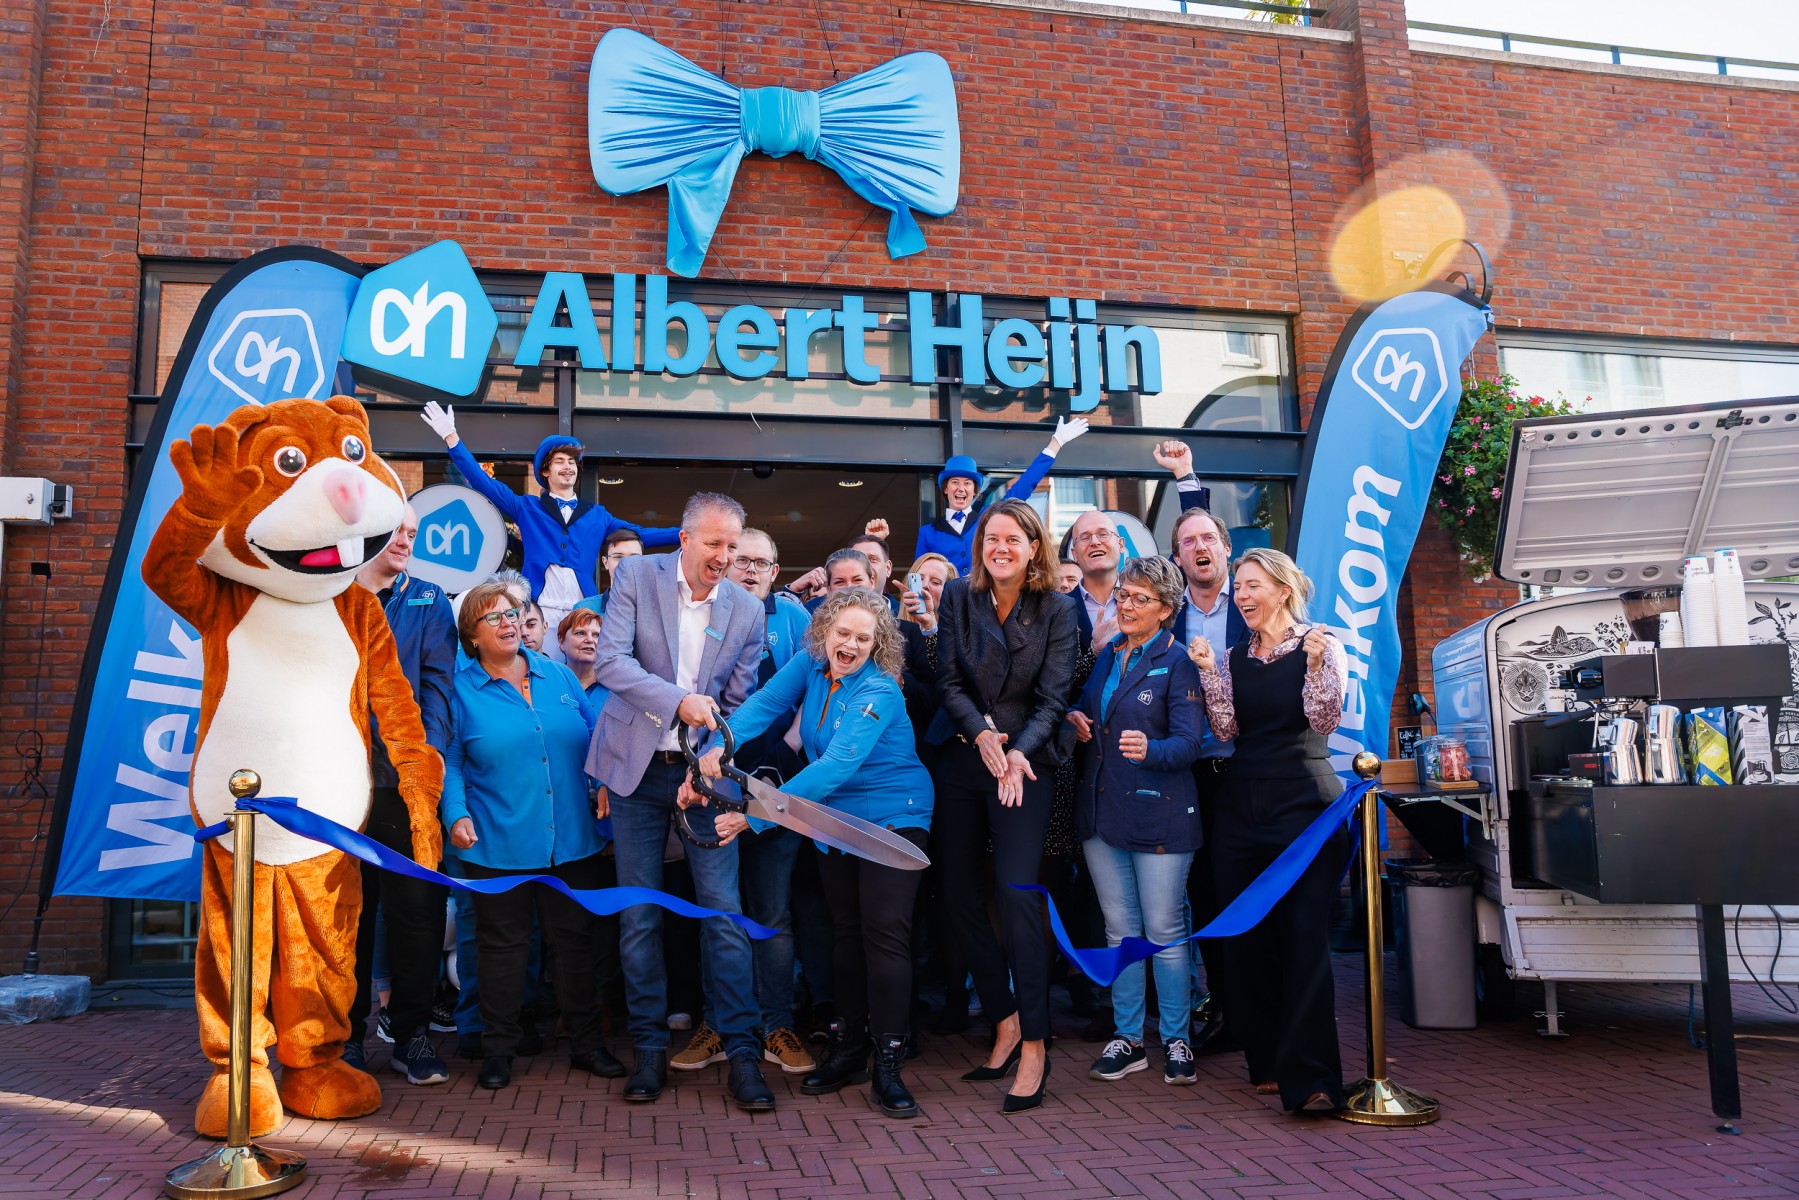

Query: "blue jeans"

xmin=704 ymin=822 xmax=800 ymax=1035
xmin=611 ymin=759 xmax=760 ymax=1056
xmin=1083 ymin=838 xmax=1193 ymax=1045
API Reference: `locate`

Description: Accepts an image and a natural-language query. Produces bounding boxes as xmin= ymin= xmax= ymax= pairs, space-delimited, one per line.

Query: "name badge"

xmin=1147 ymin=667 xmax=1168 ymax=677
xmin=704 ymin=626 xmax=723 ymax=641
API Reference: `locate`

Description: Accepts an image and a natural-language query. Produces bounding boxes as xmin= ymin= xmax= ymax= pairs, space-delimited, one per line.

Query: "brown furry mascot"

xmin=142 ymin=395 xmax=443 ymax=1138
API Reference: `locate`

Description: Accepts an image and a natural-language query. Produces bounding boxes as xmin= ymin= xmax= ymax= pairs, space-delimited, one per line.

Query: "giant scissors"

xmin=676 ymin=722 xmax=929 ymax=871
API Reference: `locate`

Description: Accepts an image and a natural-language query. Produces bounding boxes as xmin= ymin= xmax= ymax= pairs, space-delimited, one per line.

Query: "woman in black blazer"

xmin=933 ymin=498 xmax=1079 ymax=1114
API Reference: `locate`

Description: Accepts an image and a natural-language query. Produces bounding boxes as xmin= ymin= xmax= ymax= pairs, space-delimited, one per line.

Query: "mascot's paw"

xmin=195 ymin=1064 xmax=284 ymax=1140
xmin=278 ymin=1056 xmax=382 ymax=1121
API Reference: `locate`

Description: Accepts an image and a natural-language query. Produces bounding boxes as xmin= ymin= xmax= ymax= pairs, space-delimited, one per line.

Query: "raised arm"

xmin=1155 ymin=440 xmax=1212 ymax=513
xmin=1000 ymin=416 xmax=1089 ymax=505
xmin=142 ymin=422 xmax=262 ymax=627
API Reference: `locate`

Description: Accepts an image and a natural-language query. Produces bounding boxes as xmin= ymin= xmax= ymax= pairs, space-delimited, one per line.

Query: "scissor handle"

xmin=675 ymin=720 xmax=744 ymax=850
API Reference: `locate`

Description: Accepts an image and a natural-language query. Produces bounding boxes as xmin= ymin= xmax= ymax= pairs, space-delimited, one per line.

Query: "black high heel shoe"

xmin=1003 ymin=1052 xmax=1049 ymax=1115
xmin=960 ymin=1041 xmax=1022 ymax=1082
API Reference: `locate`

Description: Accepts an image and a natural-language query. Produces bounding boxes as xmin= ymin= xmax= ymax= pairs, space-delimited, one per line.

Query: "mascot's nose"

xmin=323 ymin=466 xmax=368 ymax=525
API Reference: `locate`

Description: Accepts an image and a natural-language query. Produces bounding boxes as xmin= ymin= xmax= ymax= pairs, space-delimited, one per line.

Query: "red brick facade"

xmin=1 ymin=0 xmax=1793 ymax=977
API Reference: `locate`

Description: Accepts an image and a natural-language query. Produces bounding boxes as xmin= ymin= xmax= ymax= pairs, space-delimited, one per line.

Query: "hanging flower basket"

xmin=1431 ymin=374 xmax=1580 ymax=579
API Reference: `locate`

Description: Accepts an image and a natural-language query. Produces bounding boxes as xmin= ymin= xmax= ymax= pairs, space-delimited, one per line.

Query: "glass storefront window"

xmin=1500 ymin=337 xmax=1799 ymax=413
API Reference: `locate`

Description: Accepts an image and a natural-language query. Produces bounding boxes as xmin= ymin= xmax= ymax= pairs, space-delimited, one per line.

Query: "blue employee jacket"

xmin=447 ymin=440 xmax=679 ymax=599
xmin=914 ymin=451 xmax=1056 ymax=576
xmin=1074 ymin=630 xmax=1206 ymax=854
xmin=442 ymin=647 xmax=602 ymax=870
xmin=371 ymin=571 xmax=456 ymax=789
xmin=726 ymin=651 xmax=933 ymax=848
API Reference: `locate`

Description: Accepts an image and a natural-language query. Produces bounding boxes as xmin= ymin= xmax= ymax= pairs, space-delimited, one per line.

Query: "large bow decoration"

xmin=587 ymin=28 xmax=960 ymax=278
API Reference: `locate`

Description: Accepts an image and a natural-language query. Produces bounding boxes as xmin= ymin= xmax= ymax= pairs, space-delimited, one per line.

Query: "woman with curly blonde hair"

xmin=695 ymin=587 xmax=933 ymax=1120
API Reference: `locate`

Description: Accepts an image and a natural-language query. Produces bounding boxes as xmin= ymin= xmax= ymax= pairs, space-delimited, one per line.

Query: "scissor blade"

xmin=742 ymin=776 xmax=929 ymax=870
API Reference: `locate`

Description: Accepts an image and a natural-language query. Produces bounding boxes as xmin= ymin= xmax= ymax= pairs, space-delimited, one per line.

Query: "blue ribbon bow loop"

xmin=587 ymin=28 xmax=961 ymax=278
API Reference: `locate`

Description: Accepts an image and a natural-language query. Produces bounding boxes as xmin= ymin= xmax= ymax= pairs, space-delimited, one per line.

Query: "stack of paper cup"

xmin=1680 ymin=556 xmax=1718 ymax=647
xmin=1713 ymin=548 xmax=1750 ymax=645
xmin=1658 ymin=611 xmax=1685 ymax=647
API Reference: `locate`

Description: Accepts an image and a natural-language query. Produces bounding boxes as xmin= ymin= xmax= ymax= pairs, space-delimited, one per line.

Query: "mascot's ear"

xmin=326 ymin=394 xmax=371 ymax=426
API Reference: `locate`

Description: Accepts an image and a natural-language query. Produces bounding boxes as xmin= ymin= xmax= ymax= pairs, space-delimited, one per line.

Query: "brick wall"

xmin=0 ymin=0 xmax=1794 ymax=976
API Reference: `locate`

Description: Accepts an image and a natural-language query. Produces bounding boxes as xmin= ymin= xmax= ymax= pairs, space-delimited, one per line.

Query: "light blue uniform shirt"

xmin=442 ymin=648 xmax=601 ymax=870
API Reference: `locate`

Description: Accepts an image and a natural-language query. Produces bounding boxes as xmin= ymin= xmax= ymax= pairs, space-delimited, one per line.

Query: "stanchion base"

xmin=164 ymin=1143 xmax=306 ymax=1199
xmin=1334 ymin=1077 xmax=1441 ymax=1126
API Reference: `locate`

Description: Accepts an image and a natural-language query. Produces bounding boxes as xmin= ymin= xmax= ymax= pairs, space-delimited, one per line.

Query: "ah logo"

xmin=342 ymin=240 xmax=497 ymax=396
xmin=414 ymin=499 xmax=483 ymax=573
xmin=206 ymin=308 xmax=329 ymax=405
xmin=1349 ymin=327 xmax=1449 ymax=431
xmin=1137 ymin=689 xmax=1153 ymax=706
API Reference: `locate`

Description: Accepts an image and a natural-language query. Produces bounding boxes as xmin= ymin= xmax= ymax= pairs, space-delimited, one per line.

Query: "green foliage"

xmin=1430 ymin=374 xmax=1579 ymax=579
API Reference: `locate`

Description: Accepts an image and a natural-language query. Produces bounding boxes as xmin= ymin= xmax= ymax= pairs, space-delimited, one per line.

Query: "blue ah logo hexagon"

xmin=206 ymin=307 xmax=329 ymax=405
xmin=414 ymin=498 xmax=483 ymax=573
xmin=1349 ymin=327 xmax=1449 ymax=431
xmin=342 ymin=240 xmax=497 ymax=396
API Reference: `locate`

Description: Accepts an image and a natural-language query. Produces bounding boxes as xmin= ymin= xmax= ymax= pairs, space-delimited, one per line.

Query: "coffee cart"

xmin=1428 ymin=395 xmax=1799 ymax=1127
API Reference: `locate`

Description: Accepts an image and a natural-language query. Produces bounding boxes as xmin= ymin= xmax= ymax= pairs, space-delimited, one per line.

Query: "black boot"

xmin=800 ymin=1035 xmax=871 ymax=1095
xmin=871 ymin=1035 xmax=917 ymax=1119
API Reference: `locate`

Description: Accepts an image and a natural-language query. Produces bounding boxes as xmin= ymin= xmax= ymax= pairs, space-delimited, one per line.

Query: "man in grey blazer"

xmin=588 ymin=492 xmax=774 ymax=1110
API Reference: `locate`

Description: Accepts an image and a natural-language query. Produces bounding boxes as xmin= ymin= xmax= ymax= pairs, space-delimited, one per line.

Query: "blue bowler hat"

xmin=937 ymin=455 xmax=984 ymax=492
xmin=534 ymin=435 xmax=584 ymax=487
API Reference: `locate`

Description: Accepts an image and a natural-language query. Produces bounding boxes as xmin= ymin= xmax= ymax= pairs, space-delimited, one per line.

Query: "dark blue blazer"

xmin=1171 ymin=484 xmax=1249 ymax=651
xmin=1073 ymin=630 xmax=1207 ymax=854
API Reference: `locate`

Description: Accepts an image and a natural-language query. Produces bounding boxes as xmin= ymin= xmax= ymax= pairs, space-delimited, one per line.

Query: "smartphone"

xmin=907 ymin=572 xmax=926 ymax=599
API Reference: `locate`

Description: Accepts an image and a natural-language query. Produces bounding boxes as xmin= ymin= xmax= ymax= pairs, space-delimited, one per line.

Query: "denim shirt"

xmin=442 ymin=648 xmax=600 ymax=870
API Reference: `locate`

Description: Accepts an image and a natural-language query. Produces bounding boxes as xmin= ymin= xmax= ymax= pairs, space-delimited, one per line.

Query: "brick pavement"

xmin=2 ymin=956 xmax=1796 ymax=1200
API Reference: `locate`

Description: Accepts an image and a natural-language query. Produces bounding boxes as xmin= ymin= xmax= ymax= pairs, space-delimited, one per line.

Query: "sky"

xmin=1405 ymin=0 xmax=1799 ymax=66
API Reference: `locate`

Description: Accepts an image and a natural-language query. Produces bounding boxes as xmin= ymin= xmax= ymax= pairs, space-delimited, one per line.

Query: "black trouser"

xmin=814 ymin=828 xmax=929 ymax=1038
xmin=463 ymin=852 xmax=607 ymax=1058
xmin=1209 ymin=773 xmax=1350 ymax=1110
xmin=350 ymin=787 xmax=448 ymax=1042
xmin=1187 ymin=765 xmax=1229 ymax=1009
xmin=933 ymin=740 xmax=1056 ymax=1041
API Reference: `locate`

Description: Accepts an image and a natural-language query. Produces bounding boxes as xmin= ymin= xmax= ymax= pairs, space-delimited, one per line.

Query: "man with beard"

xmin=1158 ymin=440 xmax=1248 ymax=1058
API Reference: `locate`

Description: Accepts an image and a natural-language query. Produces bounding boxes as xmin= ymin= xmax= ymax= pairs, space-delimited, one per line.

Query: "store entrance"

xmin=587 ymin=463 xmax=927 ymax=590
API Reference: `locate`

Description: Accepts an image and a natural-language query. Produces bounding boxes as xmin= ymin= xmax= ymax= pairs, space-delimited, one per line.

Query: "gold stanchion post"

xmin=165 ymin=770 xmax=307 ymax=1199
xmin=1335 ymin=752 xmax=1441 ymax=1126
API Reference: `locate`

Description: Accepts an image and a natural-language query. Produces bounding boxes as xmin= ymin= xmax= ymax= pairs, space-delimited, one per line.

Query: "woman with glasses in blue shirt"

xmin=442 ymin=580 xmax=622 ymax=1091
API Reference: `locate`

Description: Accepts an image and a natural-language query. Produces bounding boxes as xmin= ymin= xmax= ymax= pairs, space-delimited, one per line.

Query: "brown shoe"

xmin=762 ymin=1026 xmax=816 ymax=1075
xmin=671 ymin=1022 xmax=725 ymax=1071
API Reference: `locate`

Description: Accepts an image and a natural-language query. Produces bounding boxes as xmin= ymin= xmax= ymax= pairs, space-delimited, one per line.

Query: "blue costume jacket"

xmin=447 ymin=440 xmax=678 ymax=598
xmin=914 ymin=451 xmax=1057 ymax=576
xmin=370 ymin=571 xmax=456 ymax=789
xmin=1074 ymin=630 xmax=1207 ymax=854
xmin=726 ymin=651 xmax=933 ymax=848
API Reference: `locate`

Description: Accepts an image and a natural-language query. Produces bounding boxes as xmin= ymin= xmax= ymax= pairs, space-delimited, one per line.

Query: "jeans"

xmin=350 ymin=789 xmax=448 ymax=1042
xmin=611 ymin=758 xmax=760 ymax=1056
xmin=732 ymin=823 xmax=802 ymax=1034
xmin=1083 ymin=838 xmax=1193 ymax=1045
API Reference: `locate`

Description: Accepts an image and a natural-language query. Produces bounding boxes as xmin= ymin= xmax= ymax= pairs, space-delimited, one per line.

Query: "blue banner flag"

xmin=45 ymin=248 xmax=365 ymax=901
xmin=1287 ymin=283 xmax=1491 ymax=771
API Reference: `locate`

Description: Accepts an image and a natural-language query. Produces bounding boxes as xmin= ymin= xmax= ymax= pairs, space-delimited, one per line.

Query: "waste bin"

xmin=1386 ymin=858 xmax=1479 ymax=1029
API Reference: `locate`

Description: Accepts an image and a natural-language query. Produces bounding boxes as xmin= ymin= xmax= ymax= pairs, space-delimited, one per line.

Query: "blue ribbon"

xmin=193 ymin=795 xmax=778 ymax=939
xmin=1018 ymin=779 xmax=1377 ymax=986
xmin=587 ymin=28 xmax=960 ymax=277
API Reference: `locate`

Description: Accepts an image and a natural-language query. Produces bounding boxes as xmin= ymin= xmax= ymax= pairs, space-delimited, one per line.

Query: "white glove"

xmin=421 ymin=401 xmax=458 ymax=442
xmin=1051 ymin=416 xmax=1090 ymax=449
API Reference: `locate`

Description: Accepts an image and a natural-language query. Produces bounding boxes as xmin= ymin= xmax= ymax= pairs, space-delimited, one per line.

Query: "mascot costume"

xmin=142 ymin=395 xmax=443 ymax=1138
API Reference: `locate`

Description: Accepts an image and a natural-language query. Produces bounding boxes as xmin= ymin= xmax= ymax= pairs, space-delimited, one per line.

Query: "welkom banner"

xmin=1286 ymin=282 xmax=1493 ymax=774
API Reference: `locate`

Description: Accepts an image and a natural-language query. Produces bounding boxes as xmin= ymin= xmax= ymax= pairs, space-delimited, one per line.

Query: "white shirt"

xmin=946 ymin=510 xmax=967 ymax=534
xmin=659 ymin=570 xmax=716 ymax=751
xmin=1078 ymin=580 xmax=1117 ymax=634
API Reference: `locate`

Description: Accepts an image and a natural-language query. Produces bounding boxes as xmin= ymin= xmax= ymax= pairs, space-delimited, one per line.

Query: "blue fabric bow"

xmin=587 ymin=28 xmax=960 ymax=278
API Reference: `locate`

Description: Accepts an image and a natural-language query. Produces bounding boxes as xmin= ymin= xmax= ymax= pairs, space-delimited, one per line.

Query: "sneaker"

xmin=671 ymin=1022 xmax=726 ymax=1071
xmin=374 ymin=1006 xmax=394 ymax=1044
xmin=1163 ymin=1038 xmax=1197 ymax=1086
xmin=667 ymin=1011 xmax=693 ymax=1032
xmin=429 ymin=984 xmax=458 ymax=1033
xmin=1089 ymin=1038 xmax=1148 ymax=1081
xmin=394 ymin=1033 xmax=450 ymax=1085
xmin=762 ymin=1027 xmax=816 ymax=1075
xmin=341 ymin=1039 xmax=369 ymax=1073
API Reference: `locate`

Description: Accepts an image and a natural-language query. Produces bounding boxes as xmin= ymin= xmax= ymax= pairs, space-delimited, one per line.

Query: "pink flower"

xmin=1465 ymin=505 xmax=1476 ymax=516
xmin=1490 ymin=487 xmax=1502 ymax=498
xmin=1440 ymin=474 xmax=1451 ymax=484
xmin=1463 ymin=465 xmax=1476 ymax=476
xmin=1438 ymin=499 xmax=1448 ymax=508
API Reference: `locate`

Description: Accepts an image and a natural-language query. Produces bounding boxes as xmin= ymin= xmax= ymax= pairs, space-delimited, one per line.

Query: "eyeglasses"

xmin=1177 ymin=532 xmax=1224 ymax=551
xmin=732 ymin=556 xmax=775 ymax=573
xmin=478 ymin=607 xmax=522 ymax=628
xmin=1071 ymin=529 xmax=1118 ymax=546
xmin=1114 ymin=589 xmax=1164 ymax=611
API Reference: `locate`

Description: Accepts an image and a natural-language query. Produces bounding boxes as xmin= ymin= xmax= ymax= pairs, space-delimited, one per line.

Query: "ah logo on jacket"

xmin=1137 ymin=689 xmax=1153 ymax=706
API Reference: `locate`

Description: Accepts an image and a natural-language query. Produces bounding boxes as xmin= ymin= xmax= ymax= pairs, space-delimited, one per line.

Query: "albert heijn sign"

xmin=342 ymin=241 xmax=1163 ymax=412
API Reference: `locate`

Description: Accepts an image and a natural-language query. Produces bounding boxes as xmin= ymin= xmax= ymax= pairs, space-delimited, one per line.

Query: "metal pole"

xmin=1336 ymin=753 xmax=1441 ymax=1126
xmin=164 ymin=770 xmax=307 ymax=1199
